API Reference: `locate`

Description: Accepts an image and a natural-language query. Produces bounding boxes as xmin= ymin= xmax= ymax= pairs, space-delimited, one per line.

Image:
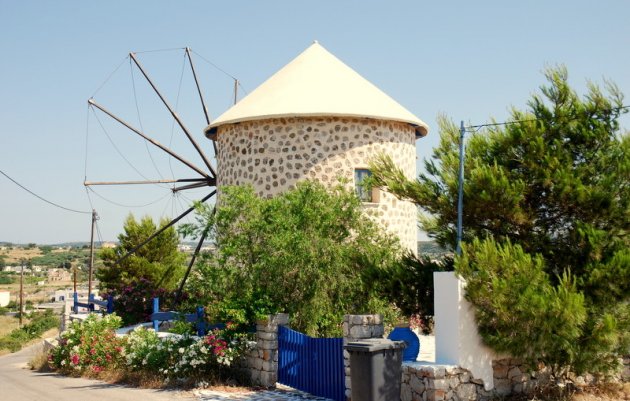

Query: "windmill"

xmin=84 ymin=48 xmax=230 ymax=302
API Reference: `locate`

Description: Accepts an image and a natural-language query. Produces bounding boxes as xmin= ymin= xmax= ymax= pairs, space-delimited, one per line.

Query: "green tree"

xmin=182 ymin=181 xmax=403 ymax=337
xmin=369 ymin=67 xmax=630 ymax=376
xmin=97 ymin=215 xmax=186 ymax=292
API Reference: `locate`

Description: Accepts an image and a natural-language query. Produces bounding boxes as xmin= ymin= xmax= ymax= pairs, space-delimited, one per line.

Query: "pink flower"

xmin=71 ymin=354 xmax=80 ymax=365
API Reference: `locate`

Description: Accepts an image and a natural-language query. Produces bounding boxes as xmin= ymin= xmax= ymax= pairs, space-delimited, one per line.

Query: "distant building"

xmin=47 ymin=268 xmax=72 ymax=282
xmin=101 ymin=242 xmax=117 ymax=249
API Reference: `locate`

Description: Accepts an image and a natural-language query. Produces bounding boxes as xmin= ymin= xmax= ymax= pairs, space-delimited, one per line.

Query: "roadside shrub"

xmin=124 ymin=326 xmax=252 ymax=384
xmin=48 ymin=313 xmax=125 ymax=374
xmin=49 ymin=314 xmax=253 ymax=386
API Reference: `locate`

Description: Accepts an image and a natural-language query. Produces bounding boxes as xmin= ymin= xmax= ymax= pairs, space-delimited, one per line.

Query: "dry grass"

xmin=0 ymin=314 xmax=21 ymax=337
xmin=28 ymin=344 xmax=52 ymax=371
xmin=2 ymin=248 xmax=42 ymax=264
xmin=506 ymin=382 xmax=630 ymax=401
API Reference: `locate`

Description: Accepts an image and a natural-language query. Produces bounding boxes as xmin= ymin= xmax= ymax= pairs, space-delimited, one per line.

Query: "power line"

xmin=0 ymin=169 xmax=91 ymax=214
xmin=465 ymin=104 xmax=630 ymax=131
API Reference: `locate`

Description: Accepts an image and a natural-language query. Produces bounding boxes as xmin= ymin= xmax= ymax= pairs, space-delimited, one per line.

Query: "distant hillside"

xmin=417 ymin=241 xmax=451 ymax=256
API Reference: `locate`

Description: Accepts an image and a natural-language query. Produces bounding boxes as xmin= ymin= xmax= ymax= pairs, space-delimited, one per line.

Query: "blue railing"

xmin=150 ymin=297 xmax=224 ymax=336
xmin=73 ymin=293 xmax=114 ymax=314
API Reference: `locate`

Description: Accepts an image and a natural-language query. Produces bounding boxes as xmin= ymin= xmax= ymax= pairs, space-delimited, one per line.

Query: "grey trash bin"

xmin=345 ymin=338 xmax=406 ymax=401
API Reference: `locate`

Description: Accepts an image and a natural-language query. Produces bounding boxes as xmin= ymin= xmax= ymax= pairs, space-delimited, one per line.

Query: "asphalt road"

xmin=0 ymin=343 xmax=193 ymax=401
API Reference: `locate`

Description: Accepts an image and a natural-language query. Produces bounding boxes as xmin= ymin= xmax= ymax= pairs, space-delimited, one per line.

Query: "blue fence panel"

xmin=278 ymin=326 xmax=344 ymax=401
xmin=73 ymin=292 xmax=114 ymax=314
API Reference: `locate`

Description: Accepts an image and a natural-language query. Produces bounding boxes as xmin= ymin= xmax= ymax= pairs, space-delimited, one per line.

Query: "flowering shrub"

xmin=124 ymin=326 xmax=252 ymax=384
xmin=49 ymin=307 xmax=253 ymax=386
xmin=48 ymin=314 xmax=125 ymax=374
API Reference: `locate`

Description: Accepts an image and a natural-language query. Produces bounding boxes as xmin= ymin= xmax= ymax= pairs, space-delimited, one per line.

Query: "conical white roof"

xmin=205 ymin=42 xmax=429 ymax=138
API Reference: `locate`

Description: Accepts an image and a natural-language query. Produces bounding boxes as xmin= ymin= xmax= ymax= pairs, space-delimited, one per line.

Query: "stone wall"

xmin=244 ymin=313 xmax=288 ymax=387
xmin=216 ymin=116 xmax=419 ymax=253
xmin=342 ymin=314 xmax=385 ymax=400
xmin=401 ymin=359 xmax=551 ymax=401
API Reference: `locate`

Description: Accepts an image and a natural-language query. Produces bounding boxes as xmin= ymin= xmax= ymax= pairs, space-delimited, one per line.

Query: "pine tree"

xmin=369 ymin=67 xmax=630 ymax=375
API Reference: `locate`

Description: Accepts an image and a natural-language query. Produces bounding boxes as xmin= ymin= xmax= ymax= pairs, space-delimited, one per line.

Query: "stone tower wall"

xmin=216 ymin=116 xmax=418 ymax=253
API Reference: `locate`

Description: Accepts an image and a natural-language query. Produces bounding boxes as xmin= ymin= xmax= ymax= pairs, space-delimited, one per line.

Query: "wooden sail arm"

xmin=88 ymin=99 xmax=211 ymax=179
xmin=130 ymin=52 xmax=217 ymax=177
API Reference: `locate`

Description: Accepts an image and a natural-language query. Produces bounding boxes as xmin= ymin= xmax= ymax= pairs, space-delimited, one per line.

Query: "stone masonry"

xmin=216 ymin=116 xmax=419 ymax=253
xmin=342 ymin=314 xmax=385 ymax=400
xmin=245 ymin=313 xmax=289 ymax=387
xmin=401 ymin=359 xmax=552 ymax=401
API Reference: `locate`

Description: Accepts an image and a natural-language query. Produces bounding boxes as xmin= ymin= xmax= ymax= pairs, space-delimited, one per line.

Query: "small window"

xmin=355 ymin=168 xmax=375 ymax=202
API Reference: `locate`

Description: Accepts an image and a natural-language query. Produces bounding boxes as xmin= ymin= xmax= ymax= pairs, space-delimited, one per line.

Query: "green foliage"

xmin=0 ymin=311 xmax=59 ymax=352
xmin=97 ymin=214 xmax=186 ymax=292
xmin=369 ymin=67 xmax=630 ymax=376
xmin=368 ymin=253 xmax=453 ymax=332
xmin=0 ymin=272 xmax=15 ymax=284
xmin=102 ymin=278 xmax=181 ymax=326
xmin=182 ymin=181 xmax=403 ymax=337
xmin=49 ymin=314 xmax=124 ymax=373
xmin=458 ymin=238 xmax=587 ymax=375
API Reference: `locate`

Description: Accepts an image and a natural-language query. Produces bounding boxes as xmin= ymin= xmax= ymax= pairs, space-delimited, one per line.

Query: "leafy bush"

xmin=368 ymin=252 xmax=453 ymax=332
xmin=182 ymin=182 xmax=403 ymax=337
xmin=48 ymin=313 xmax=125 ymax=373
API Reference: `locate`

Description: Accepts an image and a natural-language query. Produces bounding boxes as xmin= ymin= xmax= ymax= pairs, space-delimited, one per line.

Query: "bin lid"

xmin=345 ymin=338 xmax=407 ymax=353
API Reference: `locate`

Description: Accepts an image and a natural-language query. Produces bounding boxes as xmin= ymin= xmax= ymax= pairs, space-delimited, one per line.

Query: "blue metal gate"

xmin=278 ymin=325 xmax=345 ymax=401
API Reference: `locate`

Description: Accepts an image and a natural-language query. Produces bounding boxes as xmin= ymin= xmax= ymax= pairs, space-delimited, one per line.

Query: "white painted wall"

xmin=434 ymin=271 xmax=502 ymax=391
xmin=0 ymin=291 xmax=10 ymax=307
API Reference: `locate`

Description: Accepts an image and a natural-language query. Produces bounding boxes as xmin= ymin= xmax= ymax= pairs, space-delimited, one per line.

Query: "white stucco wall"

xmin=216 ymin=116 xmax=419 ymax=253
xmin=434 ymin=271 xmax=502 ymax=390
xmin=0 ymin=291 xmax=10 ymax=307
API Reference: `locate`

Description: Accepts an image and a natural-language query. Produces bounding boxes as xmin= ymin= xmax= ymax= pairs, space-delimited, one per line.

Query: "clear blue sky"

xmin=1 ymin=1 xmax=629 ymax=244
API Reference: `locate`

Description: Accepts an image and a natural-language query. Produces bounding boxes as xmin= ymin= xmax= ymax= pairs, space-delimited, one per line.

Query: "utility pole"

xmin=19 ymin=259 xmax=24 ymax=327
xmin=456 ymin=121 xmax=466 ymax=255
xmin=233 ymin=79 xmax=238 ymax=105
xmin=88 ymin=209 xmax=97 ymax=299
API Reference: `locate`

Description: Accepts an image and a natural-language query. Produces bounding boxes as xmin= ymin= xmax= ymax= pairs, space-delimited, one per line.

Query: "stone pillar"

xmin=342 ymin=314 xmax=385 ymax=400
xmin=246 ymin=313 xmax=289 ymax=387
